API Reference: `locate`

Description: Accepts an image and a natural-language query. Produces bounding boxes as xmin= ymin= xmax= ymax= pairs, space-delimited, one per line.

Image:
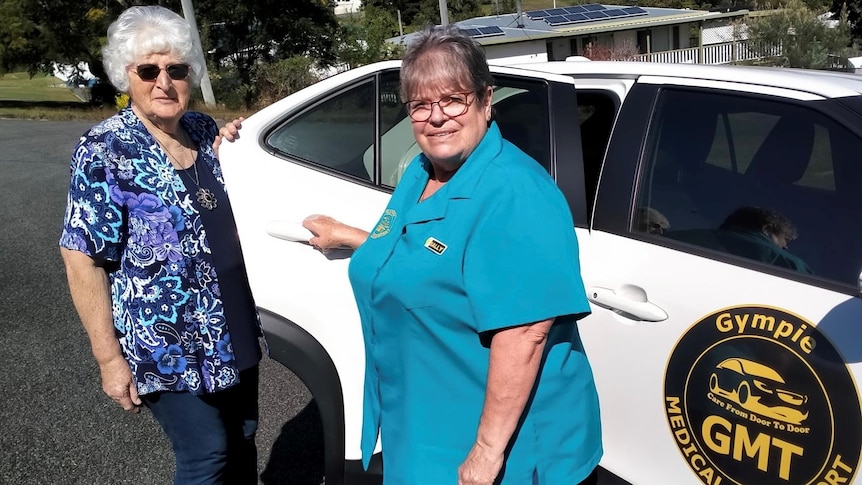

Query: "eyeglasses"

xmin=133 ymin=64 xmax=190 ymax=81
xmin=404 ymin=92 xmax=475 ymax=122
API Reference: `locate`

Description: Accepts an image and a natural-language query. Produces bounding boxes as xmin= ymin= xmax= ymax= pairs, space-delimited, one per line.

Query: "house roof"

xmin=387 ymin=4 xmax=748 ymax=46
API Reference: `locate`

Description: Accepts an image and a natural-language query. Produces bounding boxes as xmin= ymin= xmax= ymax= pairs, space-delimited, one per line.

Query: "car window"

xmin=267 ymin=79 xmax=377 ymax=181
xmin=266 ymin=72 xmax=553 ymax=188
xmin=376 ymin=77 xmax=552 ymax=187
xmin=636 ymin=88 xmax=862 ymax=287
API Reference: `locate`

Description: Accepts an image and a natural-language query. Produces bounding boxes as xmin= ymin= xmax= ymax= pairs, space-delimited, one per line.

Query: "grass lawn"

xmin=0 ymin=71 xmax=251 ymax=121
xmin=0 ymin=71 xmax=83 ymax=103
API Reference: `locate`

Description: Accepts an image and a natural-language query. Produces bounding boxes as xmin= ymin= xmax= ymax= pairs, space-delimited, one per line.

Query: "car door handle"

xmin=266 ymin=221 xmax=354 ymax=258
xmin=587 ymin=285 xmax=668 ymax=322
xmin=266 ymin=221 xmax=313 ymax=243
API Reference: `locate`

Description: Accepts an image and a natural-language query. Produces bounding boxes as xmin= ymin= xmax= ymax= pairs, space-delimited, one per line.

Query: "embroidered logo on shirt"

xmin=370 ymin=209 xmax=396 ymax=239
xmin=424 ymin=237 xmax=447 ymax=255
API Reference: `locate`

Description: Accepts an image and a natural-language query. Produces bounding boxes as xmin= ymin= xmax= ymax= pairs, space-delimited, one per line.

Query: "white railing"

xmin=634 ymin=41 xmax=781 ymax=65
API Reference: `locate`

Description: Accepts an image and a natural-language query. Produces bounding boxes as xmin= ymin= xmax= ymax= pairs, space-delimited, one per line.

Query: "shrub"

xmin=254 ymin=56 xmax=321 ymax=109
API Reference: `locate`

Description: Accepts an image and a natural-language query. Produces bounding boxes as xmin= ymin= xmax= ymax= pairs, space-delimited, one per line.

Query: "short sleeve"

xmin=59 ymin=137 xmax=124 ymax=262
xmin=463 ymin=181 xmax=590 ymax=333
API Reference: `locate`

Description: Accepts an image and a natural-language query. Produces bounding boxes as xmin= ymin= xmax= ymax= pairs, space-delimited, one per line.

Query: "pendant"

xmin=196 ymin=187 xmax=218 ymax=210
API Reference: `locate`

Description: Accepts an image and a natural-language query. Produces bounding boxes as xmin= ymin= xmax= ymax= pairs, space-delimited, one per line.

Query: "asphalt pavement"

xmin=0 ymin=119 xmax=326 ymax=485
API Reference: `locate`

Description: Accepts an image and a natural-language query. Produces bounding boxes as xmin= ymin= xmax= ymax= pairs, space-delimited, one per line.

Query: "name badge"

xmin=424 ymin=237 xmax=447 ymax=255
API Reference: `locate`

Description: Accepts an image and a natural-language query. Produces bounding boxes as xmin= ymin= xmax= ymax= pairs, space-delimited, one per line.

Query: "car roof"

xmin=499 ymin=60 xmax=862 ymax=99
xmin=364 ymin=59 xmax=862 ymax=99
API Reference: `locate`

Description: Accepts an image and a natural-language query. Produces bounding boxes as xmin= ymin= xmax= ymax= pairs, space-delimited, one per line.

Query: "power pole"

xmin=180 ymin=0 xmax=216 ymax=106
xmin=439 ymin=0 xmax=449 ymax=25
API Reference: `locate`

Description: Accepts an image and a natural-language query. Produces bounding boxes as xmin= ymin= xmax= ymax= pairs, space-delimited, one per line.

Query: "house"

xmin=334 ymin=0 xmax=362 ymax=16
xmin=386 ymin=4 xmax=754 ymax=65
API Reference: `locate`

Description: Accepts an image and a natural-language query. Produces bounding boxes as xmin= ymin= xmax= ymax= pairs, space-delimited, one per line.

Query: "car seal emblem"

xmin=370 ymin=209 xmax=396 ymax=239
xmin=423 ymin=237 xmax=447 ymax=255
xmin=664 ymin=305 xmax=861 ymax=485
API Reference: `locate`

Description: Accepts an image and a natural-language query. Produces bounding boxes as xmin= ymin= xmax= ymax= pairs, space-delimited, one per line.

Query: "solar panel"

xmin=604 ymin=9 xmax=628 ymax=17
xmin=544 ymin=15 xmax=570 ymax=26
xmin=622 ymin=6 xmax=648 ymax=14
xmin=461 ymin=25 xmax=505 ymax=39
xmin=477 ymin=26 xmax=505 ymax=36
xmin=564 ymin=13 xmax=589 ymax=22
xmin=541 ymin=3 xmax=650 ymax=26
xmin=584 ymin=10 xmax=608 ymax=19
xmin=525 ymin=9 xmax=550 ymax=19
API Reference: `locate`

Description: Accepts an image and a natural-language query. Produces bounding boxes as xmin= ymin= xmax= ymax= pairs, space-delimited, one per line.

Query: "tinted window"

xmin=267 ymin=79 xmax=377 ymax=181
xmin=636 ymin=89 xmax=862 ymax=286
xmin=266 ymin=72 xmax=553 ymax=188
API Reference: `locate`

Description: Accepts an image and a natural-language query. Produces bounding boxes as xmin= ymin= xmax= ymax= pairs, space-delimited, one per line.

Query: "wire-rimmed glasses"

xmin=404 ymin=92 xmax=475 ymax=122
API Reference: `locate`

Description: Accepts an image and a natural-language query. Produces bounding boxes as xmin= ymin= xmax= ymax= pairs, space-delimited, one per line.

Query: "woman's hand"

xmin=212 ymin=116 xmax=244 ymax=157
xmin=100 ymin=355 xmax=142 ymax=413
xmin=303 ymin=214 xmax=370 ymax=250
xmin=458 ymin=442 xmax=504 ymax=485
xmin=61 ymin=248 xmax=143 ymax=414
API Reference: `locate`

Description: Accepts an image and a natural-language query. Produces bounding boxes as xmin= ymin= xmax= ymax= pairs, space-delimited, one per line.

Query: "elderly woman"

xmin=302 ymin=25 xmax=602 ymax=485
xmin=59 ymin=6 xmax=261 ymax=484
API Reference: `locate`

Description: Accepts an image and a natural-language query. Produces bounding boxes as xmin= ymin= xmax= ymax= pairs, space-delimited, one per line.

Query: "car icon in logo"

xmin=709 ymin=357 xmax=809 ymax=425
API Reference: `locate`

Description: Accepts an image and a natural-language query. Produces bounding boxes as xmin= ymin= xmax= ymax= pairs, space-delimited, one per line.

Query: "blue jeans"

xmin=143 ymin=366 xmax=259 ymax=485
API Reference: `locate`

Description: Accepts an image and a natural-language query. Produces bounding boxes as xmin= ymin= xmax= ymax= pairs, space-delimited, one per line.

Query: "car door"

xmin=220 ymin=63 xmax=585 ymax=463
xmin=220 ymin=66 xmax=400 ymax=464
xmin=581 ymin=78 xmax=862 ymax=485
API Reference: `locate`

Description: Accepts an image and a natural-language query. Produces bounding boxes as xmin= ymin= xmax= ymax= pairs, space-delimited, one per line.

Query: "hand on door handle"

xmin=266 ymin=221 xmax=313 ymax=243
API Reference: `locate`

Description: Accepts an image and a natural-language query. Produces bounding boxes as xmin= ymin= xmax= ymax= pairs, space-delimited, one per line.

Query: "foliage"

xmin=583 ymin=39 xmax=640 ymax=60
xmin=253 ymin=56 xmax=321 ymax=108
xmin=0 ymin=0 xmax=117 ymax=79
xmin=207 ymin=64 xmax=256 ymax=110
xmin=831 ymin=0 xmax=862 ymax=39
xmin=747 ymin=0 xmax=853 ymax=68
xmin=198 ymin=0 xmax=340 ymax=108
xmin=115 ymin=92 xmax=130 ymax=110
xmin=364 ymin=0 xmax=481 ymax=28
xmin=363 ymin=0 xmax=424 ymax=26
xmin=336 ymin=5 xmax=405 ymax=71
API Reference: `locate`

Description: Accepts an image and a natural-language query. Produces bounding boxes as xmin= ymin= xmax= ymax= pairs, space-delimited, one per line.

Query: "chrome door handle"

xmin=587 ymin=285 xmax=668 ymax=322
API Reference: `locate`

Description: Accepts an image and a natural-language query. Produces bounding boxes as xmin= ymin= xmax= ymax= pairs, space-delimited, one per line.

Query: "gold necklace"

xmin=156 ymin=133 xmax=218 ymax=210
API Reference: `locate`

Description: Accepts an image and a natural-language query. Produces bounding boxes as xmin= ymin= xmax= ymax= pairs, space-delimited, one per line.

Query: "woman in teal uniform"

xmin=304 ymin=25 xmax=602 ymax=485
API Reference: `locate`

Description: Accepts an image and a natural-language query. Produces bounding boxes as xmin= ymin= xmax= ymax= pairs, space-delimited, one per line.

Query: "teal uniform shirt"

xmin=348 ymin=122 xmax=602 ymax=484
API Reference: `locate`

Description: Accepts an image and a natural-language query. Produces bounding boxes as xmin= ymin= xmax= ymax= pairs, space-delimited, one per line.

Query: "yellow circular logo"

xmin=370 ymin=209 xmax=396 ymax=239
xmin=664 ymin=305 xmax=861 ymax=485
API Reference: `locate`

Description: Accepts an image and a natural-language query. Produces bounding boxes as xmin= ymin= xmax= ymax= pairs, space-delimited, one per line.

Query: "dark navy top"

xmin=181 ymin=153 xmax=262 ymax=371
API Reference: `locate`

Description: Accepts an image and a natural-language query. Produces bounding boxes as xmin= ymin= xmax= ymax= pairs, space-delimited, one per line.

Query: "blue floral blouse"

xmin=60 ymin=107 xmax=258 ymax=396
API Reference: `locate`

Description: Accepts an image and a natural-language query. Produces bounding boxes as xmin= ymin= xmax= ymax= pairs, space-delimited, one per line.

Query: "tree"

xmin=0 ymin=0 xmax=119 ymax=78
xmin=197 ymin=0 xmax=339 ymax=108
xmin=831 ymin=0 xmax=862 ymax=39
xmin=336 ymin=5 xmax=405 ymax=71
xmin=747 ymin=0 xmax=852 ymax=69
xmin=364 ymin=0 xmax=424 ymax=27
xmin=364 ymin=0 xmax=480 ymax=28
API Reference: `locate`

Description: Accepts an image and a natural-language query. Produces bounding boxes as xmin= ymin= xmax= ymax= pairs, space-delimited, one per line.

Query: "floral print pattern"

xmin=60 ymin=108 xmax=252 ymax=395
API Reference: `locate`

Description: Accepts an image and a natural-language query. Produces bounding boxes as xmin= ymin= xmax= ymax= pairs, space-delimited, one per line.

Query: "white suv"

xmin=220 ymin=60 xmax=862 ymax=485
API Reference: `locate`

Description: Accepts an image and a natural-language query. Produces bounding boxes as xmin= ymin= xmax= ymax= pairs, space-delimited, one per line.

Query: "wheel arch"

xmin=258 ymin=307 xmax=347 ymax=485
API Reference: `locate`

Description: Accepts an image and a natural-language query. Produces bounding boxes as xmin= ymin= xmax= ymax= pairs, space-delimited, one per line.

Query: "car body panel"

xmin=220 ymin=59 xmax=862 ymax=484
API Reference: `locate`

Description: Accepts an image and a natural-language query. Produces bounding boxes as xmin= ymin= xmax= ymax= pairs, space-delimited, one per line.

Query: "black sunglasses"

xmin=134 ymin=64 xmax=190 ymax=81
